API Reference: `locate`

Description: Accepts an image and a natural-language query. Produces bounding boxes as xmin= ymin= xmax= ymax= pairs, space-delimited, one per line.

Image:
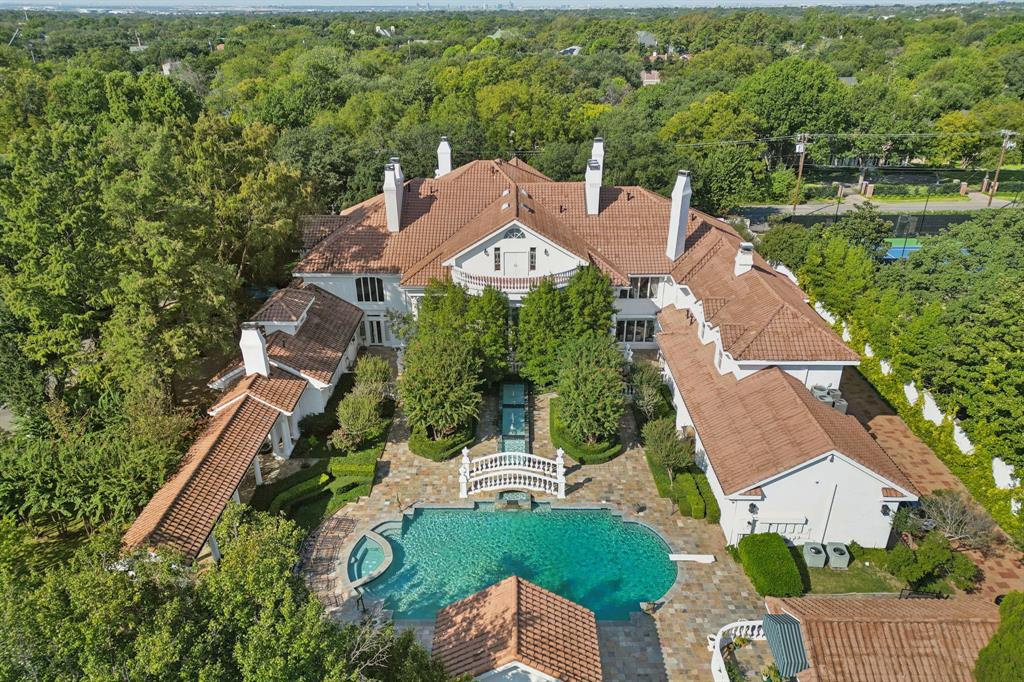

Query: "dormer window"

xmin=503 ymin=227 xmax=526 ymax=239
xmin=356 ymin=276 xmax=385 ymax=303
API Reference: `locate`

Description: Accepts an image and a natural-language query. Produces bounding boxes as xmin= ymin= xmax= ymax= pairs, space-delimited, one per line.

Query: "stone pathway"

xmin=300 ymin=393 xmax=764 ymax=681
xmin=842 ymin=367 xmax=1024 ymax=599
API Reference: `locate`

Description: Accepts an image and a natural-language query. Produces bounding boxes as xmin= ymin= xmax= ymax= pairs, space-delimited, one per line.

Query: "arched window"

xmin=502 ymin=227 xmax=526 ymax=239
xmin=356 ymin=277 xmax=385 ymax=303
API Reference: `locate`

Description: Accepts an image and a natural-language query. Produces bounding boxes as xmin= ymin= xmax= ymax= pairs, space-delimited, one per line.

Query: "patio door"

xmin=503 ymin=251 xmax=528 ymax=277
xmin=364 ymin=317 xmax=385 ymax=346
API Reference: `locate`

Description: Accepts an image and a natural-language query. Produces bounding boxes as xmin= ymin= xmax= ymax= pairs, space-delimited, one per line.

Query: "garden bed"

xmin=409 ymin=421 xmax=476 ymax=461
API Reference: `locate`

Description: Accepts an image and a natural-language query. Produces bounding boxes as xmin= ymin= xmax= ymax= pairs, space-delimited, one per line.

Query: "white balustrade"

xmin=459 ymin=448 xmax=565 ymax=499
xmin=451 ymin=267 xmax=579 ymax=294
xmin=707 ymin=620 xmax=766 ymax=682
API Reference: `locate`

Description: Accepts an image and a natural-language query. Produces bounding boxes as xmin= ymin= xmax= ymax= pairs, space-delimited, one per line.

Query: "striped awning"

xmin=763 ymin=613 xmax=810 ymax=678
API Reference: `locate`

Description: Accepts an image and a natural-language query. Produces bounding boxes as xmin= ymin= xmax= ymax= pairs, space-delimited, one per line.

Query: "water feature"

xmin=499 ymin=379 xmax=530 ymax=452
xmin=360 ymin=504 xmax=677 ymax=620
xmin=347 ymin=534 xmax=386 ymax=583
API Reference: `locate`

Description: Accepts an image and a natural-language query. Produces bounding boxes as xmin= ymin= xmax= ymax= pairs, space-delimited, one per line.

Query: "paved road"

xmin=740 ymin=191 xmax=1020 ymax=228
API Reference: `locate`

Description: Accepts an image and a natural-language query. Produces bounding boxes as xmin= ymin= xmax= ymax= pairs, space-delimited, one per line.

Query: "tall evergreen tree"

xmin=516 ymin=278 xmax=568 ymax=388
xmin=564 ymin=266 xmax=615 ymax=337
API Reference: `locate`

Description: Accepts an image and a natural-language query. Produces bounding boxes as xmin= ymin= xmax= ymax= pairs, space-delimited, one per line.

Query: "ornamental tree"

xmin=641 ymin=417 xmax=694 ymax=477
xmin=399 ymin=325 xmax=481 ymax=440
xmin=564 ymin=265 xmax=615 ymax=337
xmin=556 ymin=332 xmax=624 ymax=444
xmin=467 ymin=285 xmax=510 ymax=385
xmin=516 ymin=278 xmax=568 ymax=388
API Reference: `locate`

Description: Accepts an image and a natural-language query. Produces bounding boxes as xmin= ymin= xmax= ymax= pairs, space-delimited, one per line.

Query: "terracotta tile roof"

xmin=657 ymin=307 xmax=916 ymax=496
xmin=296 ymin=156 xmax=852 ymax=361
xmin=432 ymin=576 xmax=602 ymax=682
xmin=212 ymin=282 xmax=363 ymax=387
xmin=122 ymin=396 xmax=279 ymax=559
xmin=881 ymin=487 xmax=903 ymax=498
xmin=765 ymin=596 xmax=1001 ymax=682
xmin=210 ymin=367 xmax=307 ymax=414
xmin=250 ymin=287 xmax=315 ymax=323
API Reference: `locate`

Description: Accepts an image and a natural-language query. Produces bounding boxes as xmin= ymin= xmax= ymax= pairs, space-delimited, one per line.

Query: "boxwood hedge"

xmin=737 ymin=533 xmax=804 ymax=597
xmin=550 ymin=397 xmax=622 ymax=464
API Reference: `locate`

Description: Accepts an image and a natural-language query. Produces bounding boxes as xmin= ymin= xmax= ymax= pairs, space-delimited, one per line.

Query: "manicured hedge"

xmin=249 ymin=460 xmax=328 ymax=510
xmin=694 ymin=472 xmax=721 ymax=524
xmin=269 ymin=474 xmax=330 ymax=515
xmin=409 ymin=422 xmax=475 ymax=461
xmin=674 ymin=472 xmax=704 ymax=519
xmin=550 ymin=397 xmax=622 ymax=464
xmin=644 ymin=449 xmax=674 ymax=498
xmin=737 ymin=533 xmax=805 ymax=597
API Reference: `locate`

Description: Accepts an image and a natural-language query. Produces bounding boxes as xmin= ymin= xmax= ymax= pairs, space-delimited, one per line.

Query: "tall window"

xmin=529 ymin=247 xmax=537 ymax=271
xmin=356 ymin=276 xmax=385 ymax=303
xmin=615 ymin=319 xmax=656 ymax=343
xmin=493 ymin=247 xmax=501 ymax=271
xmin=619 ymin=276 xmax=658 ymax=299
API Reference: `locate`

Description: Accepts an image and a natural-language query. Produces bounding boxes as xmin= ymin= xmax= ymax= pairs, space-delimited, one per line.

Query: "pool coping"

xmin=342 ymin=499 xmax=680 ymax=597
xmin=338 ymin=528 xmax=394 ymax=592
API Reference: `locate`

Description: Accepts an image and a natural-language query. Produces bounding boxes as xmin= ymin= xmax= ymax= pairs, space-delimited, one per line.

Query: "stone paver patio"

xmin=842 ymin=367 xmax=1024 ymax=599
xmin=300 ymin=388 xmax=765 ymax=681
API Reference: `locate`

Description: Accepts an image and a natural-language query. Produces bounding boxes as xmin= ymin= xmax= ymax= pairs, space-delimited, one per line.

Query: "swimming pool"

xmin=347 ymin=534 xmax=387 ymax=583
xmin=359 ymin=505 xmax=677 ymax=620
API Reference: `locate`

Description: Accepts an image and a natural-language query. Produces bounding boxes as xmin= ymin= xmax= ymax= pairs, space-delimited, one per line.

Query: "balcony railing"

xmin=451 ymin=266 xmax=579 ymax=294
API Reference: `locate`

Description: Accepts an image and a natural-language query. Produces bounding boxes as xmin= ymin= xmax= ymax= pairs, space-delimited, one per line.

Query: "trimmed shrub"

xmin=268 ymin=474 xmax=330 ymax=515
xmin=550 ymin=397 xmax=621 ymax=464
xmin=354 ymin=354 xmax=393 ymax=402
xmin=674 ymin=472 xmax=704 ymax=519
xmin=694 ymin=472 xmax=721 ymax=524
xmin=974 ymin=591 xmax=1024 ymax=681
xmin=330 ymin=391 xmax=388 ymax=452
xmin=329 ymin=460 xmax=377 ymax=478
xmin=676 ymin=494 xmax=692 ymax=517
xmin=249 ymin=460 xmax=327 ymax=510
xmin=644 ymin=449 xmax=674 ymax=498
xmin=737 ymin=533 xmax=805 ymax=597
xmin=409 ymin=422 xmax=475 ymax=461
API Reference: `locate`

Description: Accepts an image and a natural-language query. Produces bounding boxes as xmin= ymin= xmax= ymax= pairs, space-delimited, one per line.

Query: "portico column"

xmin=271 ymin=421 xmax=285 ymax=458
xmin=232 ymin=488 xmax=240 ymax=504
xmin=252 ymin=456 xmax=263 ymax=486
xmin=207 ymin=531 xmax=222 ymax=562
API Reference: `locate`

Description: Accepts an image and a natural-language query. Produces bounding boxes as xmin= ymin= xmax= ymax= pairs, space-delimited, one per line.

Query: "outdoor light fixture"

xmin=881 ymin=504 xmax=892 ymax=517
xmin=484 ymin=248 xmax=489 ymax=256
xmin=748 ymin=503 xmax=759 ymax=515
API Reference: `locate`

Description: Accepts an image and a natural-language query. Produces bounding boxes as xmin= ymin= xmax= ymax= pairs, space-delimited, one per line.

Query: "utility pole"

xmin=988 ymin=130 xmax=1017 ymax=207
xmin=792 ymin=133 xmax=809 ymax=215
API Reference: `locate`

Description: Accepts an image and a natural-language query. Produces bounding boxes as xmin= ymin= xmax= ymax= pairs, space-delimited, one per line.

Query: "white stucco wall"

xmin=711 ymin=454 xmax=899 ymax=548
xmin=450 ymin=220 xmax=584 ymax=277
xmin=294 ymin=273 xmax=410 ymax=347
xmin=478 ymin=663 xmax=558 ymax=682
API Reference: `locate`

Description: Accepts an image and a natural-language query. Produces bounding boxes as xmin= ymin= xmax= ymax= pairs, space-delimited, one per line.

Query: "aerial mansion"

xmin=126 ymin=137 xmax=917 ymax=562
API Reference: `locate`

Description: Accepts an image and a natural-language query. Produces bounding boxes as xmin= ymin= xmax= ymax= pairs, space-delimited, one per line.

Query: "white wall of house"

xmin=450 ymin=221 xmax=584 ymax=277
xmin=665 ymin=363 xmax=899 ymax=549
xmin=477 ymin=662 xmax=559 ymax=682
xmin=293 ymin=273 xmax=410 ymax=347
xmin=711 ymin=454 xmax=899 ymax=548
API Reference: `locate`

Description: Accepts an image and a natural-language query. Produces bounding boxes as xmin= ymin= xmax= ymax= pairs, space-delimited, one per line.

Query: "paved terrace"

xmin=300 ymin=391 xmax=768 ymax=682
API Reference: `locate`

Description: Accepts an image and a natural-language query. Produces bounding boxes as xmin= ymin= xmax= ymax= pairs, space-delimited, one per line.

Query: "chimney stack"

xmin=585 ymin=159 xmax=602 ymax=215
xmin=591 ymin=137 xmax=604 ymax=165
xmin=383 ymin=157 xmax=404 ymax=233
xmin=734 ymin=242 xmax=755 ymax=276
xmin=435 ymin=136 xmax=452 ymax=177
xmin=240 ymin=322 xmax=270 ymax=378
xmin=666 ymin=170 xmax=691 ymax=260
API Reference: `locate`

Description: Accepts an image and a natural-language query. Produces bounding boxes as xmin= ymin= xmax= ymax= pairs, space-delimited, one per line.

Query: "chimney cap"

xmin=739 ymin=241 xmax=754 ymax=252
xmin=440 ymin=135 xmax=448 ymax=142
xmin=594 ymin=136 xmax=603 ymax=143
xmin=677 ymin=169 xmax=690 ymax=177
xmin=588 ymin=159 xmax=601 ymax=170
xmin=241 ymin=321 xmax=261 ymax=331
xmin=389 ymin=156 xmax=400 ymax=164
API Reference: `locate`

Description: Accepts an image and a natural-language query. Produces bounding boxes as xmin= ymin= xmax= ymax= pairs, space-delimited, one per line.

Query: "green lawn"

xmin=870 ymin=193 xmax=969 ymax=203
xmin=801 ymin=545 xmax=903 ymax=594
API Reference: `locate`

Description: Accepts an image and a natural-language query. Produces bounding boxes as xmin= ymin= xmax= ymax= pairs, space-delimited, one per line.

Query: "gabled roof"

xmin=296 ymin=155 xmax=852 ymax=362
xmin=251 ymin=287 xmax=315 ymax=323
xmin=765 ymin=596 xmax=1001 ymax=682
xmin=210 ymin=367 xmax=307 ymax=415
xmin=123 ymin=396 xmax=278 ymax=559
xmin=212 ymin=282 xmax=363 ymax=387
xmin=432 ymin=576 xmax=603 ymax=682
xmin=657 ymin=307 xmax=915 ymax=496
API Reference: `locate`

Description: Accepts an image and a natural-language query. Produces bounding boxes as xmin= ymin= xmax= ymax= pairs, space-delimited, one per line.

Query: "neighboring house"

xmin=641 ymin=70 xmax=661 ymax=86
xmin=636 ymin=30 xmax=657 ymax=48
xmin=122 ymin=283 xmax=362 ymax=561
xmin=761 ymin=596 xmax=1001 ymax=681
xmin=558 ymin=45 xmax=582 ymax=56
xmin=295 ymin=137 xmax=916 ymax=548
xmin=432 ymin=576 xmax=602 ymax=682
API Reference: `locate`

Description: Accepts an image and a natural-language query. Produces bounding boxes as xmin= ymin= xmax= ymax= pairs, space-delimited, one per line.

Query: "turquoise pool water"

xmin=347 ymin=535 xmax=386 ymax=582
xmin=499 ymin=379 xmax=530 ymax=453
xmin=361 ymin=506 xmax=677 ymax=620
xmin=502 ymin=382 xmax=526 ymax=406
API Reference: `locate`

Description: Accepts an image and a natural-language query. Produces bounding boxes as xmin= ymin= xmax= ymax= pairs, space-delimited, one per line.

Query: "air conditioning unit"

xmin=816 ymin=394 xmax=835 ymax=407
xmin=833 ymin=397 xmax=849 ymax=414
xmin=811 ymin=384 xmax=829 ymax=398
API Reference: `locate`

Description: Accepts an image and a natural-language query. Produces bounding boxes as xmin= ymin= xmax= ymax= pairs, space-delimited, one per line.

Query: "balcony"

xmin=451 ymin=266 xmax=579 ymax=295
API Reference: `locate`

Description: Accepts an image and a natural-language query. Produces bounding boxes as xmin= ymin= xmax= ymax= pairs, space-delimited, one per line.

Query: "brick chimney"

xmin=666 ymin=170 xmax=691 ymax=260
